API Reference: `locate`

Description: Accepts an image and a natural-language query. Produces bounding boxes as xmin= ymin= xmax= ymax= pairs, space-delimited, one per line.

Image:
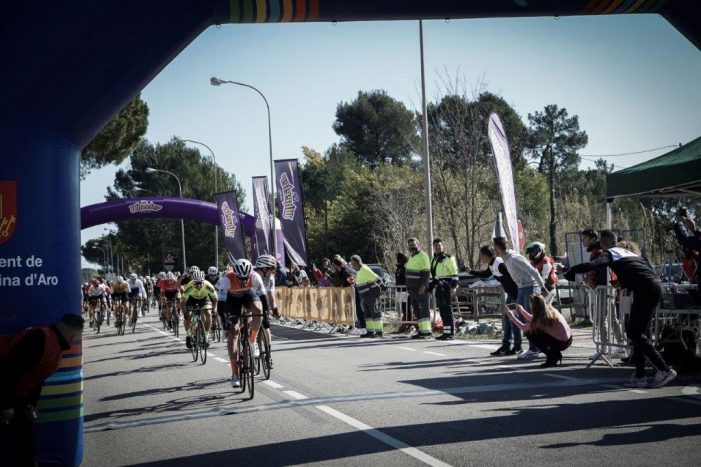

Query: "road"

xmin=82 ymin=313 xmax=701 ymax=466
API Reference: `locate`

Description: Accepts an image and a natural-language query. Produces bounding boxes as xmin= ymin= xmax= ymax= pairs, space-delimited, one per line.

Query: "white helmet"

xmin=117 ymin=276 xmax=124 ymax=282
xmin=192 ymin=270 xmax=206 ymax=282
xmin=129 ymin=273 xmax=137 ymax=280
xmin=207 ymin=266 xmax=218 ymax=275
xmin=166 ymin=272 xmax=175 ymax=281
xmin=255 ymin=254 xmax=277 ymax=269
xmin=189 ymin=265 xmax=200 ymax=273
xmin=233 ymin=259 xmax=253 ymax=279
xmin=157 ymin=272 xmax=166 ymax=279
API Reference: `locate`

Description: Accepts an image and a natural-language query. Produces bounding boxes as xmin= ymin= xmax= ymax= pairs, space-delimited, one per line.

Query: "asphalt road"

xmin=81 ymin=311 xmax=701 ymax=466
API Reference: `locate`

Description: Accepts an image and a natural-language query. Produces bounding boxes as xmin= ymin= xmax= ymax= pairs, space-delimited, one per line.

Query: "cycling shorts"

xmin=259 ymin=294 xmax=270 ymax=330
xmin=130 ymin=289 xmax=141 ymax=299
xmin=185 ymin=297 xmax=212 ymax=315
xmin=88 ymin=295 xmax=105 ymax=305
xmin=219 ymin=290 xmax=260 ymax=330
xmin=113 ymin=293 xmax=129 ymax=303
xmin=164 ymin=290 xmax=181 ymax=301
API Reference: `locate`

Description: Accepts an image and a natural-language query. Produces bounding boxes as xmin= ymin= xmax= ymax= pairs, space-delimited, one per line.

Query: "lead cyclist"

xmin=181 ymin=270 xmax=217 ymax=349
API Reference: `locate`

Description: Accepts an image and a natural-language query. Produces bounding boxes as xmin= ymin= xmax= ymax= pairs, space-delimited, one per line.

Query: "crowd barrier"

xmin=275 ymin=287 xmax=356 ymax=326
xmin=588 ymin=285 xmax=631 ymax=367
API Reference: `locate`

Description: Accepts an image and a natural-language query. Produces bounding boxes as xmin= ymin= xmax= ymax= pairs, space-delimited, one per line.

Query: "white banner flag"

xmin=488 ymin=113 xmax=520 ymax=253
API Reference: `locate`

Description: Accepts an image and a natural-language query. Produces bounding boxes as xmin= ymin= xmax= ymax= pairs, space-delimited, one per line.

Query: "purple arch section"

xmin=80 ymin=196 xmax=255 ymax=236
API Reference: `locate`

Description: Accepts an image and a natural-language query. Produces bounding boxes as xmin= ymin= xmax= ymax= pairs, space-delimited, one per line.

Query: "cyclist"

xmin=144 ymin=276 xmax=154 ymax=309
xmin=159 ymin=272 xmax=182 ymax=329
xmin=111 ymin=276 xmax=131 ymax=328
xmin=206 ymin=266 xmax=221 ymax=335
xmin=127 ymin=273 xmax=147 ymax=317
xmin=154 ymin=272 xmax=166 ymax=312
xmin=86 ymin=279 xmax=107 ymax=327
xmin=180 ymin=265 xmax=199 ymax=288
xmin=99 ymin=278 xmax=112 ymax=325
xmin=217 ymin=259 xmax=264 ymax=388
xmin=182 ymin=270 xmax=217 ymax=349
xmin=254 ymin=254 xmax=278 ymax=368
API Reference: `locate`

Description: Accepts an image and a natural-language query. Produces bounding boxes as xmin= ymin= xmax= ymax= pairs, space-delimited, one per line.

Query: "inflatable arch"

xmin=2 ymin=1 xmax=700 ymax=465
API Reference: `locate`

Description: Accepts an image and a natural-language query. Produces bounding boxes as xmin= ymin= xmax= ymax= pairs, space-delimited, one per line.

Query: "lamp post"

xmin=95 ymin=246 xmax=107 ymax=274
xmin=146 ymin=167 xmax=187 ymax=270
xmin=176 ymin=137 xmax=219 ymax=269
xmin=419 ymin=20 xmax=434 ymax=247
xmin=210 ymin=76 xmax=277 ymax=261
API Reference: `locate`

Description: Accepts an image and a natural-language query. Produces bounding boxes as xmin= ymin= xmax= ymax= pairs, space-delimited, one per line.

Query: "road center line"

xmin=315 ymin=405 xmax=452 ymax=467
xmin=284 ymin=390 xmax=308 ymax=400
xmin=423 ymin=351 xmax=446 ymax=357
xmin=264 ymin=380 xmax=284 ymax=389
xmin=397 ymin=346 xmax=418 ymax=352
xmin=214 ymin=357 xmax=228 ymax=364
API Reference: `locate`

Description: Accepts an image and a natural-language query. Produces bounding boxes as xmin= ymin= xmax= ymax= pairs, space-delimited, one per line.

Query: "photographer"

xmin=673 ymin=207 xmax=701 ymax=252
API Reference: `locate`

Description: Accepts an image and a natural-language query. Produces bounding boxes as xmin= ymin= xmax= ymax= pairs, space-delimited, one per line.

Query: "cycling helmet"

xmin=166 ymin=272 xmax=175 ymax=281
xmin=207 ymin=266 xmax=218 ymax=275
xmin=189 ymin=265 xmax=200 ymax=273
xmin=255 ymin=254 xmax=277 ymax=269
xmin=192 ymin=270 xmax=205 ymax=282
xmin=233 ymin=259 xmax=253 ymax=279
xmin=129 ymin=273 xmax=137 ymax=279
xmin=525 ymin=242 xmax=546 ymax=261
xmin=157 ymin=272 xmax=166 ymax=279
xmin=91 ymin=279 xmax=99 ymax=286
xmin=117 ymin=276 xmax=124 ymax=282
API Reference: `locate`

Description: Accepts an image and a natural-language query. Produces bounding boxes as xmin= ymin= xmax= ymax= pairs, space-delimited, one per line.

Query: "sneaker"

xmin=185 ymin=336 xmax=192 ymax=349
xmin=490 ymin=346 xmax=510 ymax=356
xmin=230 ymin=375 xmax=241 ymax=388
xmin=518 ymin=349 xmax=540 ymax=360
xmin=650 ymin=368 xmax=677 ymax=388
xmin=506 ymin=346 xmax=523 ymax=355
xmin=624 ymin=374 xmax=648 ymax=388
xmin=251 ymin=341 xmax=260 ymax=358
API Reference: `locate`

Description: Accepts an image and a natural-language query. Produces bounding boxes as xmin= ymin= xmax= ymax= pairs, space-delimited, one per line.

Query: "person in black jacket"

xmin=565 ymin=229 xmax=677 ymax=389
xmin=470 ymin=245 xmax=522 ymax=356
xmin=673 ymin=208 xmax=701 ymax=252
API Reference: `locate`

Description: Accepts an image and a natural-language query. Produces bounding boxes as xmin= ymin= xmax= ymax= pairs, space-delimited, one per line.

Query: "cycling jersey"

xmin=158 ymin=279 xmax=181 ymax=292
xmin=112 ymin=281 xmax=130 ymax=294
xmin=220 ymin=272 xmax=265 ymax=297
xmin=87 ymin=284 xmax=106 ymax=297
xmin=128 ymin=278 xmax=146 ymax=298
xmin=182 ymin=280 xmax=217 ymax=302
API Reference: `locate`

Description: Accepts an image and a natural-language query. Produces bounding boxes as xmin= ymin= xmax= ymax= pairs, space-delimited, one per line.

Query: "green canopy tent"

xmin=607 ymin=136 xmax=701 ymax=200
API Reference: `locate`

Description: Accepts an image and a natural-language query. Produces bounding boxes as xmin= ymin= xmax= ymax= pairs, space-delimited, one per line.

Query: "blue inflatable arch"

xmin=2 ymin=1 xmax=700 ymax=465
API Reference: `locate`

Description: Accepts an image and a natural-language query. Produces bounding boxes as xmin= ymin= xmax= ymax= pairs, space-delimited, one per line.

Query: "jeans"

xmin=501 ymin=295 xmax=521 ymax=348
xmin=629 ymin=284 xmax=669 ymax=378
xmin=518 ymin=285 xmax=540 ymax=352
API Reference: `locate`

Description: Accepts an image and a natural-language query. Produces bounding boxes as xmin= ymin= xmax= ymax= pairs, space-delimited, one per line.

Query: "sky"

xmin=80 ymin=14 xmax=701 ymax=266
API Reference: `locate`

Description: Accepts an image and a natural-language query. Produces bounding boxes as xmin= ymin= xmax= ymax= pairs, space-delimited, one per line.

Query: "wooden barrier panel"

xmin=275 ymin=287 xmax=356 ymax=326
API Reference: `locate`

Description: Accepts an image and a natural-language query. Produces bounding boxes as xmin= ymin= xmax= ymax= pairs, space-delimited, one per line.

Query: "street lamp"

xmin=210 ymin=76 xmax=277 ymax=261
xmin=94 ymin=246 xmax=107 ymax=274
xmin=176 ymin=137 xmax=219 ymax=269
xmin=146 ymin=167 xmax=187 ymax=270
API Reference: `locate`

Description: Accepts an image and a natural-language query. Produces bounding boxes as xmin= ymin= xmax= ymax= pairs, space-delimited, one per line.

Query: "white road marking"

xmin=284 ymin=390 xmax=308 ymax=400
xmin=682 ymin=385 xmax=701 ymax=396
xmin=207 ymin=352 xmax=216 ymax=358
xmin=264 ymin=380 xmax=284 ymax=389
xmin=315 ymin=405 xmax=452 ymax=467
xmin=397 ymin=346 xmax=418 ymax=352
xmin=544 ymin=373 xmax=582 ymax=382
xmin=214 ymin=357 xmax=228 ymax=364
xmin=423 ymin=351 xmax=446 ymax=357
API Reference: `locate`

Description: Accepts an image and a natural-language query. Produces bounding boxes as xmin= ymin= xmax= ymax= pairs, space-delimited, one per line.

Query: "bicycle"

xmin=255 ymin=330 xmax=272 ymax=380
xmin=229 ymin=313 xmax=257 ymax=400
xmin=141 ymin=299 xmax=149 ymax=317
xmin=209 ymin=311 xmax=222 ymax=343
xmin=187 ymin=306 xmax=208 ymax=365
xmin=169 ymin=301 xmax=180 ymax=337
xmin=94 ymin=302 xmax=105 ymax=334
xmin=115 ymin=302 xmax=127 ymax=336
xmin=130 ymin=298 xmax=139 ymax=333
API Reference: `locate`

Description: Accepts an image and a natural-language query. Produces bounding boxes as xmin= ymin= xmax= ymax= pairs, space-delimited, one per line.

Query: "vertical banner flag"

xmin=252 ymin=176 xmax=271 ymax=259
xmin=215 ymin=191 xmax=246 ymax=260
xmin=274 ymin=159 xmax=309 ymax=267
xmin=488 ymin=113 xmax=520 ymax=253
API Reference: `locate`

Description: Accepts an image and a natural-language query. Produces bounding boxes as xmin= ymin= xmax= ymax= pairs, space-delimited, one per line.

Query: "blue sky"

xmin=80 ymin=14 xmax=701 ymax=264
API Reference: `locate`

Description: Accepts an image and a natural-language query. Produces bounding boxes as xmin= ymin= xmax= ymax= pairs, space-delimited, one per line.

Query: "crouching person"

xmin=506 ymin=294 xmax=572 ymax=368
xmin=350 ymin=255 xmax=384 ymax=338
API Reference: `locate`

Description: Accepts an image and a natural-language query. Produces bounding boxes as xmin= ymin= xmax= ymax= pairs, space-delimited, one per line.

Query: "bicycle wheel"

xmin=131 ymin=307 xmax=138 ymax=333
xmin=190 ymin=321 xmax=199 ymax=362
xmin=237 ymin=335 xmax=247 ymax=394
xmin=198 ymin=325 xmax=207 ymax=365
xmin=246 ymin=341 xmax=255 ymax=400
xmin=255 ymin=333 xmax=262 ymax=376
xmin=173 ymin=310 xmax=180 ymax=337
xmin=96 ymin=309 xmax=102 ymax=334
xmin=261 ymin=331 xmax=271 ymax=380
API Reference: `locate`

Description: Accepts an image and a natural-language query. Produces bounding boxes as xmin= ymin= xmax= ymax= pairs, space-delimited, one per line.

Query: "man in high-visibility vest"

xmin=350 ymin=255 xmax=384 ymax=338
xmin=430 ymin=238 xmax=459 ymax=340
xmin=406 ymin=237 xmax=432 ymax=338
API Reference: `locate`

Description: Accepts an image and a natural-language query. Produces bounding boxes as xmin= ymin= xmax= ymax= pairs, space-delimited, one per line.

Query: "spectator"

xmin=505 ymin=294 xmax=572 ymax=368
xmin=470 ymin=245 xmax=521 ymax=356
xmin=525 ymin=242 xmax=558 ymax=293
xmin=350 ymin=255 xmax=384 ymax=338
xmin=0 ymin=314 xmax=85 ymax=466
xmin=565 ymin=229 xmax=677 ymax=388
xmin=395 ymin=252 xmax=411 ymax=331
xmin=275 ymin=260 xmax=288 ymax=287
xmin=406 ymin=238 xmax=432 ymax=339
xmin=493 ymin=237 xmax=547 ymax=361
xmin=673 ymin=208 xmax=701 ymax=252
xmin=331 ymin=257 xmax=363 ymax=332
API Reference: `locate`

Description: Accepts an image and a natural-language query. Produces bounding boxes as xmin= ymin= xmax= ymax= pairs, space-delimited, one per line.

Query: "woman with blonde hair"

xmin=506 ymin=294 xmax=572 ymax=368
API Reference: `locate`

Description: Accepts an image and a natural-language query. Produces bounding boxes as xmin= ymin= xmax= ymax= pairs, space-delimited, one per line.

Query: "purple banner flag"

xmin=252 ymin=176 xmax=271 ymax=259
xmin=488 ymin=112 xmax=520 ymax=253
xmin=274 ymin=159 xmax=309 ymax=267
xmin=215 ymin=191 xmax=246 ymax=261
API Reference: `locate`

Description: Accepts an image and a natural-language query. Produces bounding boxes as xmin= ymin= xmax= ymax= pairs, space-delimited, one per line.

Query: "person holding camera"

xmin=565 ymin=229 xmax=676 ymax=388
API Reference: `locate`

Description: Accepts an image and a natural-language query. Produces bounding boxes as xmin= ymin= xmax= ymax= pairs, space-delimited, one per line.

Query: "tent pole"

xmin=606 ymin=198 xmax=613 ymax=229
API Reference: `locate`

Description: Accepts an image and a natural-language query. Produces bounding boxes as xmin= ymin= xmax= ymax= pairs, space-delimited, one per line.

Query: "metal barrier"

xmin=553 ymin=282 xmax=589 ymax=320
xmin=588 ymin=285 xmax=631 ymax=368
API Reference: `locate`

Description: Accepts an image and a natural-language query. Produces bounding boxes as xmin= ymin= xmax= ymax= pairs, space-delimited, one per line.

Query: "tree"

xmin=527 ymin=105 xmax=588 ymax=257
xmin=333 ymin=90 xmax=419 ymax=166
xmin=85 ymin=138 xmax=245 ymax=273
xmin=80 ymin=95 xmax=149 ymax=179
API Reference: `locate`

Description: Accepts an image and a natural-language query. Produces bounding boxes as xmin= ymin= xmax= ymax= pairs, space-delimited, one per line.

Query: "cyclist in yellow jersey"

xmin=181 ymin=270 xmax=217 ymax=349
